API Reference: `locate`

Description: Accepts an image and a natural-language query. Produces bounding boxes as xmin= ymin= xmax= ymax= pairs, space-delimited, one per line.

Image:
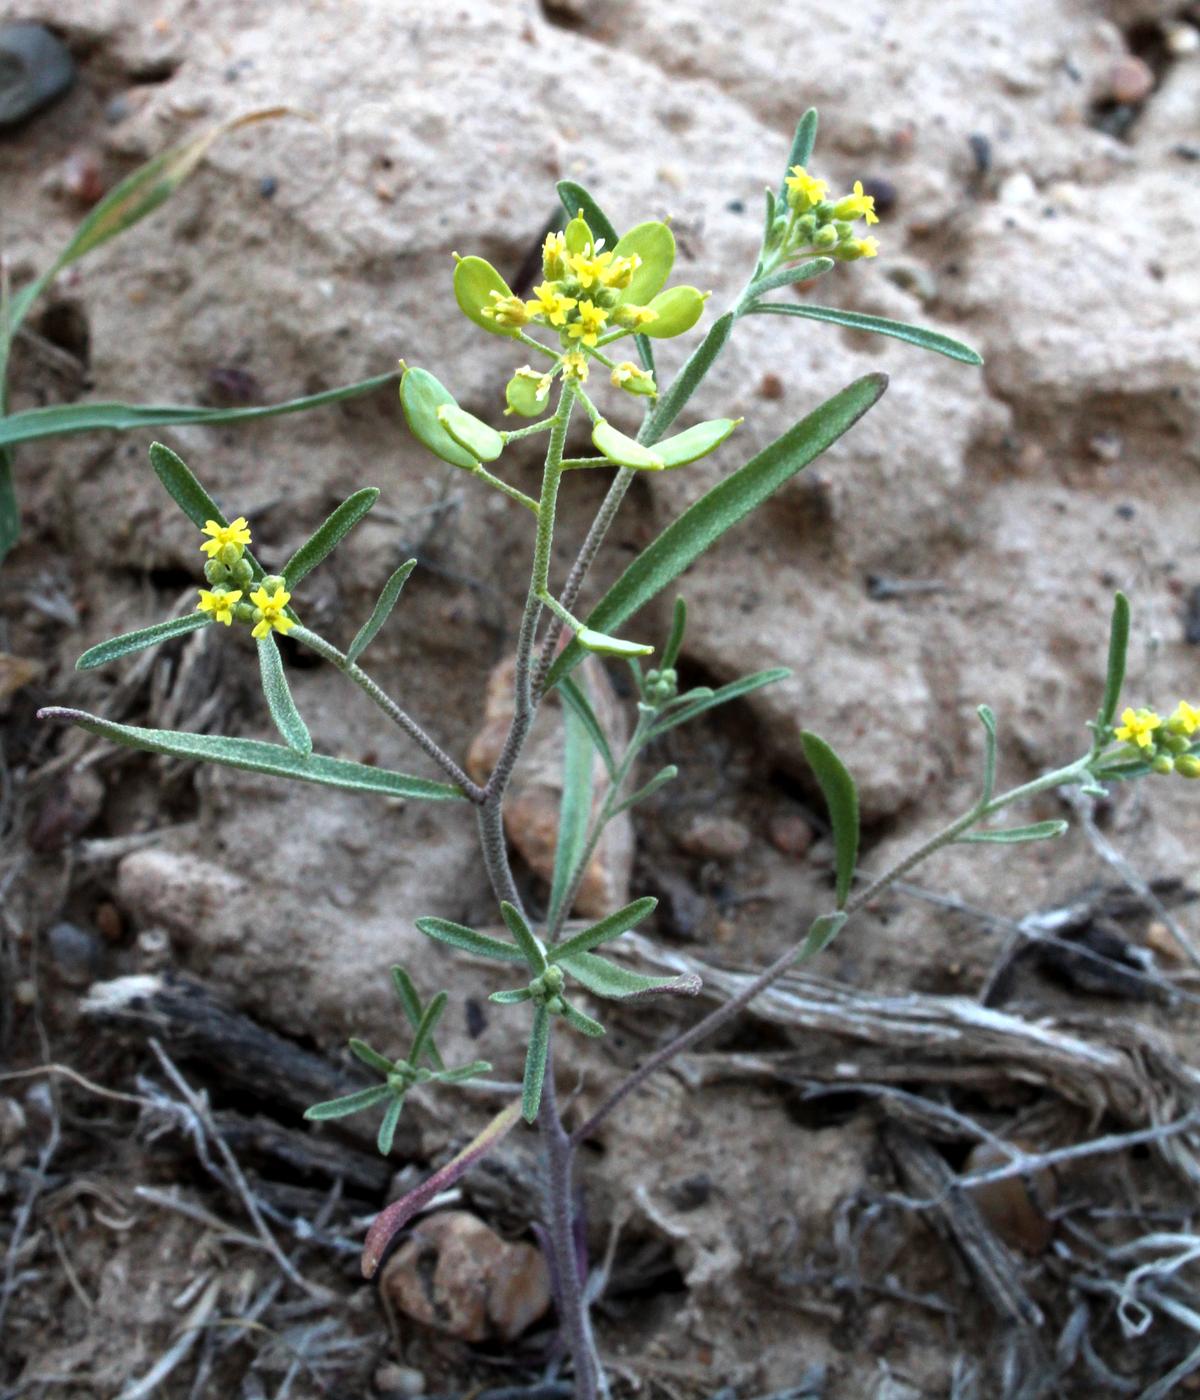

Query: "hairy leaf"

xmin=414 ymin=916 xmax=526 ymax=963
xmin=303 ymin=1084 xmax=391 ymax=1121
xmin=1100 ymin=591 xmax=1131 ymax=731
xmin=550 ymin=896 xmax=658 ymax=963
xmin=522 ymin=1006 xmax=552 ymax=1123
xmin=557 ymin=676 xmax=616 ymax=779
xmin=958 ymin=820 xmax=1069 ymax=845
xmin=557 ymin=950 xmax=701 ymax=1002
xmin=777 ymin=109 xmax=819 ymax=206
xmin=500 ymin=902 xmax=549 ymax=973
xmin=800 ymin=731 xmax=860 ymax=909
xmin=257 ymin=635 xmax=311 ymax=756
xmin=647 ymin=668 xmax=791 ymax=738
xmin=747 ymin=302 xmax=983 ymax=365
xmin=547 ymin=673 xmax=597 ymax=931
xmin=347 ymin=559 xmax=417 ymax=666
xmin=282 ymin=487 xmax=379 ymax=588
xmin=76 ymin=613 xmax=211 ymax=670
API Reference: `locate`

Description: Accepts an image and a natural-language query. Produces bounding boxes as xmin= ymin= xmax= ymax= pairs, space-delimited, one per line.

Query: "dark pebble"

xmin=967 ymin=132 xmax=992 ymax=175
xmin=104 ymin=94 xmax=131 ymax=125
xmin=725 ymin=198 xmax=745 ymax=214
xmin=259 ymin=175 xmax=278 ymax=199
xmin=47 ymin=921 xmax=101 ymax=985
xmin=1115 ymin=503 xmax=1136 ymax=520
xmin=859 ymin=176 xmax=896 ymax=215
xmin=465 ymin=997 xmax=488 ymax=1039
xmin=665 ymin=1173 xmax=713 ymax=1211
xmin=1185 ymin=585 xmax=1200 ymax=645
xmin=0 ymin=23 xmax=76 ymax=128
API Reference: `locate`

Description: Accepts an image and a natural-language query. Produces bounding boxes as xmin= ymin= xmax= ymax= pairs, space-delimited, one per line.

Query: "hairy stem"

xmin=289 ymin=625 xmax=483 ymax=799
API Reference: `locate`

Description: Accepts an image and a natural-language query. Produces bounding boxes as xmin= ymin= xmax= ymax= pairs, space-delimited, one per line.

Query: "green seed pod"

xmin=1175 ymin=754 xmax=1200 ymax=779
xmin=437 ymin=403 xmax=505 ymax=463
xmin=204 ymin=558 xmax=230 ymax=584
xmin=639 ymin=285 xmax=709 ymax=339
xmin=505 ymin=367 xmax=552 ymax=418
xmin=611 ymin=220 xmax=675 ymax=305
xmin=577 ymin=625 xmax=654 ymax=659
xmin=813 ymin=223 xmax=839 ymax=250
xmin=399 ymin=366 xmax=477 ymax=470
xmin=592 ymin=419 xmax=665 ymax=471
xmin=453 ymin=255 xmax=521 ymax=338
xmin=654 ymin=417 xmax=743 ymax=469
xmin=563 ymin=213 xmax=594 ymax=255
xmin=230 ymin=557 xmax=254 ymax=588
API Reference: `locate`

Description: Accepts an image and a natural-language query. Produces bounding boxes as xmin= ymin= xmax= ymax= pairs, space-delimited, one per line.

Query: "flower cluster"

xmin=1113 ymin=702 xmax=1200 ymax=777
xmin=773 ymin=165 xmax=881 ymax=263
xmin=195 ymin=517 xmax=295 ymax=639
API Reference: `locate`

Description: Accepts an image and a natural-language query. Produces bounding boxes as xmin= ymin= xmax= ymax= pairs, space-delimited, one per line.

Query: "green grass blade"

xmin=609 ymin=765 xmax=677 ymax=818
xmin=500 ymin=902 xmax=548 ymax=973
xmin=283 ymin=488 xmax=379 ymax=589
xmin=777 ymin=109 xmax=819 ymax=205
xmin=647 ymin=668 xmax=791 ymax=738
xmin=257 ymin=634 xmax=311 ymax=755
xmin=304 ymin=1084 xmax=392 ymax=1121
xmin=642 ymin=311 xmax=734 ymax=444
xmin=38 ymin=707 xmax=466 ymax=801
xmin=546 ymin=675 xmax=596 ymax=932
xmin=76 ymin=613 xmax=211 ymax=670
xmin=550 ymin=896 xmax=657 ymax=963
xmin=746 ymin=302 xmax=983 ymax=365
xmin=0 ymin=374 xmax=396 ymax=449
xmin=800 ymin=731 xmax=860 ymax=909
xmin=545 ymin=374 xmax=887 ymax=692
xmin=557 ymin=676 xmax=616 ymax=779
xmin=1099 ymin=591 xmax=1131 ymax=730
xmin=744 ymin=257 xmax=834 ymax=301
xmin=413 ymin=917 xmax=526 ymax=963
xmin=433 ymin=1061 xmax=493 ymax=1084
xmin=347 ymin=559 xmax=417 ymax=666
xmin=522 ymin=1007 xmax=552 ymax=1123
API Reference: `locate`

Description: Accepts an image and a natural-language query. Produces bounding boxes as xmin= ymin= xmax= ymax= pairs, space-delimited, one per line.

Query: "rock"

xmin=1108 ymin=54 xmax=1154 ymax=105
xmin=0 ymin=23 xmax=75 ymax=128
xmin=373 ymin=1362 xmax=425 ymax=1396
xmin=679 ymin=815 xmax=751 ymax=861
xmin=467 ymin=656 xmax=633 ymax=917
xmin=379 ymin=1210 xmax=550 ymax=1343
xmin=46 ymin=920 xmax=102 ymax=985
xmin=964 ymin=1140 xmax=1056 ymax=1254
xmin=767 ymin=812 xmax=815 ymax=858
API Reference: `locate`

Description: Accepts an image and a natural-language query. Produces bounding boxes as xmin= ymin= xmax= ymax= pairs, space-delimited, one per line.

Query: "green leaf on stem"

xmin=662 ymin=598 xmax=687 ymax=670
xmin=349 ymin=1039 xmax=394 ymax=1075
xmin=556 ymin=180 xmax=620 ymax=248
xmin=414 ymin=916 xmax=526 ymax=963
xmin=647 ymin=668 xmax=791 ymax=738
xmin=408 ymin=991 xmax=448 ymax=1067
xmin=347 ymin=559 xmax=417 ymax=666
xmin=644 ymin=312 xmax=735 ymax=443
xmin=958 ymin=820 xmax=1069 ymax=845
xmin=977 ymin=704 xmax=998 ymax=807
xmin=610 ymin=765 xmax=678 ymax=818
xmin=377 ymin=1095 xmax=405 ymax=1156
xmin=746 ymin=302 xmax=983 ymax=366
xmin=798 ymin=911 xmax=847 ymax=962
xmin=557 ymin=675 xmax=616 ymax=779
xmin=559 ymin=1001 xmax=606 ymax=1037
xmin=76 ymin=613 xmax=211 ymax=670
xmin=304 ymin=1084 xmax=392 ymax=1121
xmin=282 ymin=488 xmax=379 ymax=589
xmin=147 ymin=443 xmax=269 ymax=588
xmin=0 ymin=447 xmax=17 ymax=563
xmin=256 ymin=634 xmax=311 ymax=756
xmin=489 ymin=987 xmax=535 ymax=1005
xmin=800 ymin=731 xmax=859 ymax=909
xmin=546 ymin=680 xmax=596 ymax=932
xmin=550 ymin=896 xmax=658 ymax=963
xmin=0 ymin=375 xmax=396 ymax=450
xmin=39 ymin=708 xmax=466 ymax=801
xmin=434 ymin=1061 xmax=493 ymax=1084
xmin=522 ymin=1006 xmax=552 ymax=1123
xmin=1099 ymin=591 xmax=1131 ymax=731
xmin=545 ymin=374 xmax=887 ymax=692
xmin=577 ymin=626 xmax=654 ymax=659
xmin=500 ymin=902 xmax=549 ymax=972
xmin=557 ymin=949 xmax=701 ymax=1002
xmin=744 ymin=257 xmax=834 ymax=301
xmin=777 ymin=109 xmax=819 ymax=206
xmin=389 ymin=965 xmax=444 ymax=1068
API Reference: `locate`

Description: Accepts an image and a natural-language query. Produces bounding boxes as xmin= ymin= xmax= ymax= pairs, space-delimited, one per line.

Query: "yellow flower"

xmin=784 ymin=165 xmax=828 ymax=211
xmin=200 ymin=516 xmax=252 ymax=559
xmin=1114 ymin=707 xmax=1161 ymax=750
xmin=481 ymin=292 xmax=530 ymax=328
xmin=612 ymin=303 xmax=659 ymax=328
xmin=526 ymin=282 xmax=577 ymax=327
xmin=566 ymin=299 xmax=608 ymax=347
xmin=196 ymin=587 xmax=242 ymax=626
xmin=561 ymin=352 xmax=589 ymax=382
xmin=568 ymin=248 xmax=615 ymax=290
xmin=250 ymin=584 xmax=295 ymax=640
xmin=542 ymin=230 xmax=567 ymax=278
xmin=610 ymin=361 xmax=656 ymax=396
xmin=834 ymin=180 xmax=879 ymax=225
xmin=600 ymin=252 xmax=642 ymax=290
xmin=1169 ymin=700 xmax=1200 ymax=736
xmin=836 ymin=235 xmax=879 ymax=261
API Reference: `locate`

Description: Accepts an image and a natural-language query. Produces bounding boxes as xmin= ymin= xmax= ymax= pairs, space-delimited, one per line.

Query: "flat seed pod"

xmin=577 ymin=626 xmax=653 ymax=658
xmin=564 ymin=214 xmax=594 ymax=254
xmin=437 ymin=403 xmax=504 ymax=462
xmin=655 ymin=417 xmax=741 ymax=469
xmin=640 ymin=285 xmax=708 ymax=339
xmin=592 ymin=419 xmax=665 ymax=470
xmin=612 ymin=221 xmax=674 ymax=305
xmin=505 ymin=368 xmax=551 ymax=418
xmin=453 ymin=255 xmax=520 ymax=338
xmin=399 ymin=367 xmax=477 ymax=469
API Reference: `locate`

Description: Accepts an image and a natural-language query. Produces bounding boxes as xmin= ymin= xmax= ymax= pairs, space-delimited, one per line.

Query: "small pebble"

xmin=259 ymin=175 xmax=278 ymax=199
xmin=1166 ymin=22 xmax=1199 ymax=56
xmin=758 ymin=372 xmax=784 ymax=400
xmin=1109 ymin=55 xmax=1155 ymax=105
xmin=94 ymin=901 xmax=124 ymax=943
xmin=680 ymin=815 xmax=751 ymax=861
xmin=47 ymin=920 xmax=102 ymax=985
xmin=0 ymin=23 xmax=76 ymax=128
xmin=1087 ymin=429 xmax=1123 ymax=462
xmin=965 ymin=1140 xmax=1056 ymax=1254
xmin=768 ymin=812 xmax=815 ymax=857
xmin=373 ymin=1362 xmax=425 ymax=1397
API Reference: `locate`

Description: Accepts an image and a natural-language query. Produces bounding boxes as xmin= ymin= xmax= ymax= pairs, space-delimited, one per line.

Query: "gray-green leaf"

xmin=958 ymin=820 xmax=1069 ymax=845
xmin=557 ymin=675 xmax=616 ymax=779
xmin=522 ymin=1006 xmax=552 ymax=1123
xmin=546 ymin=676 xmax=596 ymax=931
xmin=347 ymin=559 xmax=417 ymax=666
xmin=76 ymin=613 xmax=211 ymax=670
xmin=500 ymin=902 xmax=549 ymax=973
xmin=414 ymin=916 xmax=526 ymax=963
xmin=746 ymin=302 xmax=983 ymax=366
xmin=304 ymin=1084 xmax=392 ymax=1121
xmin=777 ymin=109 xmax=819 ymax=206
xmin=557 ymin=950 xmax=701 ymax=1002
xmin=1099 ymin=591 xmax=1131 ymax=731
xmin=257 ymin=634 xmax=311 ymax=756
xmin=283 ymin=488 xmax=379 ymax=589
xmin=647 ymin=668 xmax=791 ymax=738
xmin=550 ymin=896 xmax=657 ymax=963
xmin=797 ymin=911 xmax=847 ymax=963
xmin=744 ymin=257 xmax=834 ymax=301
xmin=800 ymin=731 xmax=859 ymax=909
xmin=377 ymin=1095 xmax=405 ymax=1156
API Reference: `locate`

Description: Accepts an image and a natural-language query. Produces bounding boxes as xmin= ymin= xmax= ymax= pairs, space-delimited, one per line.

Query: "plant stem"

xmin=289 ymin=625 xmax=483 ymax=800
xmin=570 ymin=755 xmax=1092 ymax=1147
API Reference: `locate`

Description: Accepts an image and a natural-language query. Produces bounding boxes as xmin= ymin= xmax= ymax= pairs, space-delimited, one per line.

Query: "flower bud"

xmin=610 ymin=361 xmax=657 ymax=397
xmin=813 ymin=223 xmax=839 ymax=250
xmin=1175 ymin=754 xmax=1200 ymax=779
xmin=1153 ymin=754 xmax=1175 ymax=774
xmin=204 ymin=558 xmax=230 ymax=584
xmin=261 ymin=575 xmax=286 ymax=595
xmin=219 ymin=541 xmax=243 ymax=568
xmin=230 ymin=557 xmax=254 ymax=587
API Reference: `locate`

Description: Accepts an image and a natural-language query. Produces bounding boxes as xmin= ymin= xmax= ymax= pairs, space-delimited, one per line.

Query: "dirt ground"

xmin=2 ymin=1 xmax=1200 ymax=1396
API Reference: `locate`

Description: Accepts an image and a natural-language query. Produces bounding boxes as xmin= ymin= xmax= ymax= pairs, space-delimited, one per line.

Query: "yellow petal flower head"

xmin=568 ymin=247 xmax=615 ymax=291
xmin=1114 ymin=707 xmax=1161 ymax=750
xmin=784 ymin=165 xmax=828 ymax=213
xmin=561 ymin=351 xmax=590 ymax=383
xmin=250 ymin=583 xmax=295 ymax=640
xmin=480 ymin=291 xmax=531 ymax=329
xmin=196 ymin=587 xmax=242 ymax=626
xmin=542 ymin=230 xmax=568 ymax=279
xmin=836 ymin=235 xmax=880 ymax=262
xmin=200 ymin=516 xmax=252 ymax=560
xmin=600 ymin=252 xmax=642 ymax=291
xmin=610 ymin=361 xmax=657 ymax=396
xmin=566 ymin=299 xmax=608 ymax=347
xmin=611 ymin=302 xmax=659 ymax=329
xmin=1168 ymin=700 xmax=1200 ymax=737
xmin=833 ymin=180 xmax=879 ymax=225
xmin=526 ymin=282 xmax=577 ymax=327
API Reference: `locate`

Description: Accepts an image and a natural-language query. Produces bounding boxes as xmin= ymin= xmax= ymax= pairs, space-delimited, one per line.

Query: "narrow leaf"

xmin=283 ymin=487 xmax=379 ymax=589
xmin=362 ymin=1100 xmax=523 ymax=1277
xmin=977 ymin=704 xmax=998 ymax=806
xmin=500 ymin=902 xmax=548 ymax=973
xmin=545 ymin=374 xmax=887 ymax=692
xmin=0 ymin=448 xmax=17 ymax=563
xmin=77 ymin=613 xmax=211 ymax=670
xmin=257 ymin=634 xmax=311 ymax=756
xmin=414 ymin=916 xmax=526 ymax=963
xmin=389 ymin=965 xmax=442 ymax=1067
xmin=0 ymin=375 xmax=396 ymax=449
xmin=647 ymin=668 xmax=791 ymax=738
xmin=347 ymin=559 xmax=417 ymax=666
xmin=558 ymin=950 xmax=701 ymax=1002
xmin=550 ymin=896 xmax=657 ymax=963
xmin=958 ymin=820 xmax=1069 ymax=845
xmin=433 ymin=1060 xmax=493 ymax=1084
xmin=546 ymin=676 xmax=596 ymax=931
xmin=610 ymin=765 xmax=678 ymax=818
xmin=409 ymin=990 xmax=448 ymax=1066
xmin=662 ymin=598 xmax=687 ymax=670
xmin=800 ymin=731 xmax=860 ymax=909
xmin=304 ymin=1084 xmax=392 ymax=1121
xmin=557 ymin=676 xmax=616 ymax=779
xmin=797 ymin=911 xmax=847 ymax=963
xmin=377 ymin=1095 xmax=404 ymax=1156
xmin=39 ymin=708 xmax=466 ymax=801
xmin=556 ymin=179 xmax=620 ymax=248
xmin=489 ymin=987 xmax=535 ymax=1004
xmin=777 ymin=109 xmax=819 ymax=205
xmin=148 ymin=442 xmax=268 ymax=586
xmin=642 ymin=312 xmax=735 ymax=443
xmin=744 ymin=257 xmax=834 ymax=301
xmin=1100 ymin=591 xmax=1131 ymax=730
xmin=747 ymin=302 xmax=983 ymax=366
xmin=559 ymin=1001 xmax=606 ymax=1038
xmin=349 ymin=1039 xmax=394 ymax=1075
xmin=522 ymin=1006 xmax=552 ymax=1123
